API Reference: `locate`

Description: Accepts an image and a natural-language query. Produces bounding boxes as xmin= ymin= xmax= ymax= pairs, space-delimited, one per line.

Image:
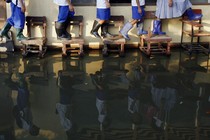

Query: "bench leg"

xmin=166 ymin=41 xmax=171 ymax=55
xmin=38 ymin=45 xmax=45 ymax=58
xmin=22 ymin=45 xmax=28 ymax=57
xmin=119 ymin=43 xmax=125 ymax=57
xmin=146 ymin=42 xmax=151 ymax=56
xmin=62 ymin=44 xmax=67 ymax=57
xmin=78 ymin=44 xmax=84 ymax=57
xmin=140 ymin=36 xmax=144 ymax=48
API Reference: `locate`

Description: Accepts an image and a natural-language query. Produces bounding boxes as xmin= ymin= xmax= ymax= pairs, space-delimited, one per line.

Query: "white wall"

xmin=6 ymin=1 xmax=210 ymax=48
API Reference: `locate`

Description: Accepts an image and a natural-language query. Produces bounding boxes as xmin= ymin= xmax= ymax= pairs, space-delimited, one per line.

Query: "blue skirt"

xmin=155 ymin=0 xmax=192 ymax=19
xmin=97 ymin=8 xmax=111 ymax=20
xmin=132 ymin=6 xmax=145 ymax=20
xmin=57 ymin=6 xmax=75 ymax=23
xmin=7 ymin=2 xmax=25 ymax=29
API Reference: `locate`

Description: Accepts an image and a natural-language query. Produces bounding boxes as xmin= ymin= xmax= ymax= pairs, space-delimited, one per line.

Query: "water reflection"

xmin=0 ymin=50 xmax=209 ymax=140
xmin=56 ymin=59 xmax=85 ymax=140
xmin=6 ymin=72 xmax=40 ymax=136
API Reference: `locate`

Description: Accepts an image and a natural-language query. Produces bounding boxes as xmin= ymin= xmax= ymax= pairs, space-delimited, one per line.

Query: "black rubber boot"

xmin=0 ymin=22 xmax=12 ymax=39
xmin=101 ymin=23 xmax=113 ymax=38
xmin=55 ymin=21 xmax=70 ymax=40
xmin=90 ymin=20 xmax=102 ymax=38
xmin=64 ymin=18 xmax=72 ymax=39
xmin=16 ymin=28 xmax=27 ymax=41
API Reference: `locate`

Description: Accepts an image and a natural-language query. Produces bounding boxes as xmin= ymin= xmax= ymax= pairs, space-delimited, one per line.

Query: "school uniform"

xmin=54 ymin=0 xmax=75 ymax=23
xmin=96 ymin=0 xmax=110 ymax=20
xmin=155 ymin=0 xmax=192 ymax=19
xmin=131 ymin=0 xmax=145 ymax=20
xmin=7 ymin=0 xmax=25 ymax=29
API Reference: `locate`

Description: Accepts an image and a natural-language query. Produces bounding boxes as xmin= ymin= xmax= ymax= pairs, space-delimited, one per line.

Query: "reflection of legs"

xmin=56 ymin=103 xmax=73 ymax=131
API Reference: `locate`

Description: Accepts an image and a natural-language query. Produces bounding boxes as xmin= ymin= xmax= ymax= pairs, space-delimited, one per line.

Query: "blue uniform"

xmin=7 ymin=2 xmax=25 ymax=29
xmin=131 ymin=0 xmax=145 ymax=20
xmin=57 ymin=6 xmax=75 ymax=23
xmin=54 ymin=0 xmax=75 ymax=23
xmin=96 ymin=0 xmax=110 ymax=20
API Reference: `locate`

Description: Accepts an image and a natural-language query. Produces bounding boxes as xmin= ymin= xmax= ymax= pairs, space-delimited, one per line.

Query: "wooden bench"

xmin=20 ymin=16 xmax=47 ymax=58
xmin=139 ymin=11 xmax=172 ymax=57
xmin=180 ymin=9 xmax=210 ymax=55
xmin=102 ymin=15 xmax=126 ymax=57
xmin=60 ymin=15 xmax=84 ymax=57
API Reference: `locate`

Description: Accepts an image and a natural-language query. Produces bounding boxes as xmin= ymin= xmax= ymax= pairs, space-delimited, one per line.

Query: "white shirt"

xmin=53 ymin=0 xmax=70 ymax=6
xmin=97 ymin=0 xmax=109 ymax=9
xmin=132 ymin=0 xmax=145 ymax=6
xmin=12 ymin=0 xmax=25 ymax=8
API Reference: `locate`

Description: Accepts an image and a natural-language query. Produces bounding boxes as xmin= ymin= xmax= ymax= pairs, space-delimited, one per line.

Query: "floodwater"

xmin=0 ymin=49 xmax=210 ymax=140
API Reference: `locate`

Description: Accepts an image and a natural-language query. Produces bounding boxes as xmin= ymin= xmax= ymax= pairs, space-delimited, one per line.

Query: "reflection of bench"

xmin=60 ymin=15 xmax=84 ymax=57
xmin=139 ymin=11 xmax=172 ymax=57
xmin=20 ymin=16 xmax=47 ymax=58
xmin=180 ymin=9 xmax=210 ymax=55
xmin=0 ymin=31 xmax=14 ymax=52
xmin=102 ymin=15 xmax=126 ymax=57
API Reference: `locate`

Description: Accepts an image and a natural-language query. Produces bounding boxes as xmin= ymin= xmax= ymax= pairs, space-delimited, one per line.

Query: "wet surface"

xmin=0 ymin=49 xmax=210 ymax=140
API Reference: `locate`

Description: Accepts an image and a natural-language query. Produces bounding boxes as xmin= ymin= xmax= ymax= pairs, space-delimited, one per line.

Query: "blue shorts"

xmin=57 ymin=6 xmax=75 ymax=23
xmin=7 ymin=2 xmax=25 ymax=29
xmin=132 ymin=6 xmax=145 ymax=20
xmin=96 ymin=8 xmax=111 ymax=20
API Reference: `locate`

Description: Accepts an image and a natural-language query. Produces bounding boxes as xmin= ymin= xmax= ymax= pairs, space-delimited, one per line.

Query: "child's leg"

xmin=55 ymin=6 xmax=72 ymax=40
xmin=9 ymin=3 xmax=27 ymax=41
xmin=91 ymin=8 xmax=110 ymax=38
xmin=0 ymin=3 xmax=14 ymax=39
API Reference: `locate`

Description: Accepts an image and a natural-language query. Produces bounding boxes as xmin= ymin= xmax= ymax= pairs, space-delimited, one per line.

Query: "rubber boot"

xmin=64 ymin=18 xmax=72 ymax=39
xmin=152 ymin=20 xmax=166 ymax=35
xmin=186 ymin=8 xmax=203 ymax=20
xmin=0 ymin=22 xmax=12 ymax=39
xmin=136 ymin=22 xmax=148 ymax=35
xmin=90 ymin=20 xmax=102 ymax=38
xmin=56 ymin=103 xmax=72 ymax=130
xmin=119 ymin=22 xmax=133 ymax=40
xmin=55 ymin=22 xmax=70 ymax=40
xmin=16 ymin=28 xmax=27 ymax=41
xmin=101 ymin=23 xmax=113 ymax=38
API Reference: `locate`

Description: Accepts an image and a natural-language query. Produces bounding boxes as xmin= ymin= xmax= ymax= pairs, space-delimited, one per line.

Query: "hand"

xmin=106 ymin=2 xmax=110 ymax=8
xmin=138 ymin=7 xmax=142 ymax=14
xmin=69 ymin=4 xmax=74 ymax=12
xmin=168 ymin=0 xmax=173 ymax=7
xmin=21 ymin=5 xmax=26 ymax=13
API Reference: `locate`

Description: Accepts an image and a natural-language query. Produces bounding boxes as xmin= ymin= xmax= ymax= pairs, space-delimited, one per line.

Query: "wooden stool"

xmin=102 ymin=16 xmax=126 ymax=57
xmin=138 ymin=11 xmax=172 ymax=57
xmin=20 ymin=16 xmax=47 ymax=58
xmin=140 ymin=32 xmax=172 ymax=57
xmin=60 ymin=15 xmax=84 ymax=57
